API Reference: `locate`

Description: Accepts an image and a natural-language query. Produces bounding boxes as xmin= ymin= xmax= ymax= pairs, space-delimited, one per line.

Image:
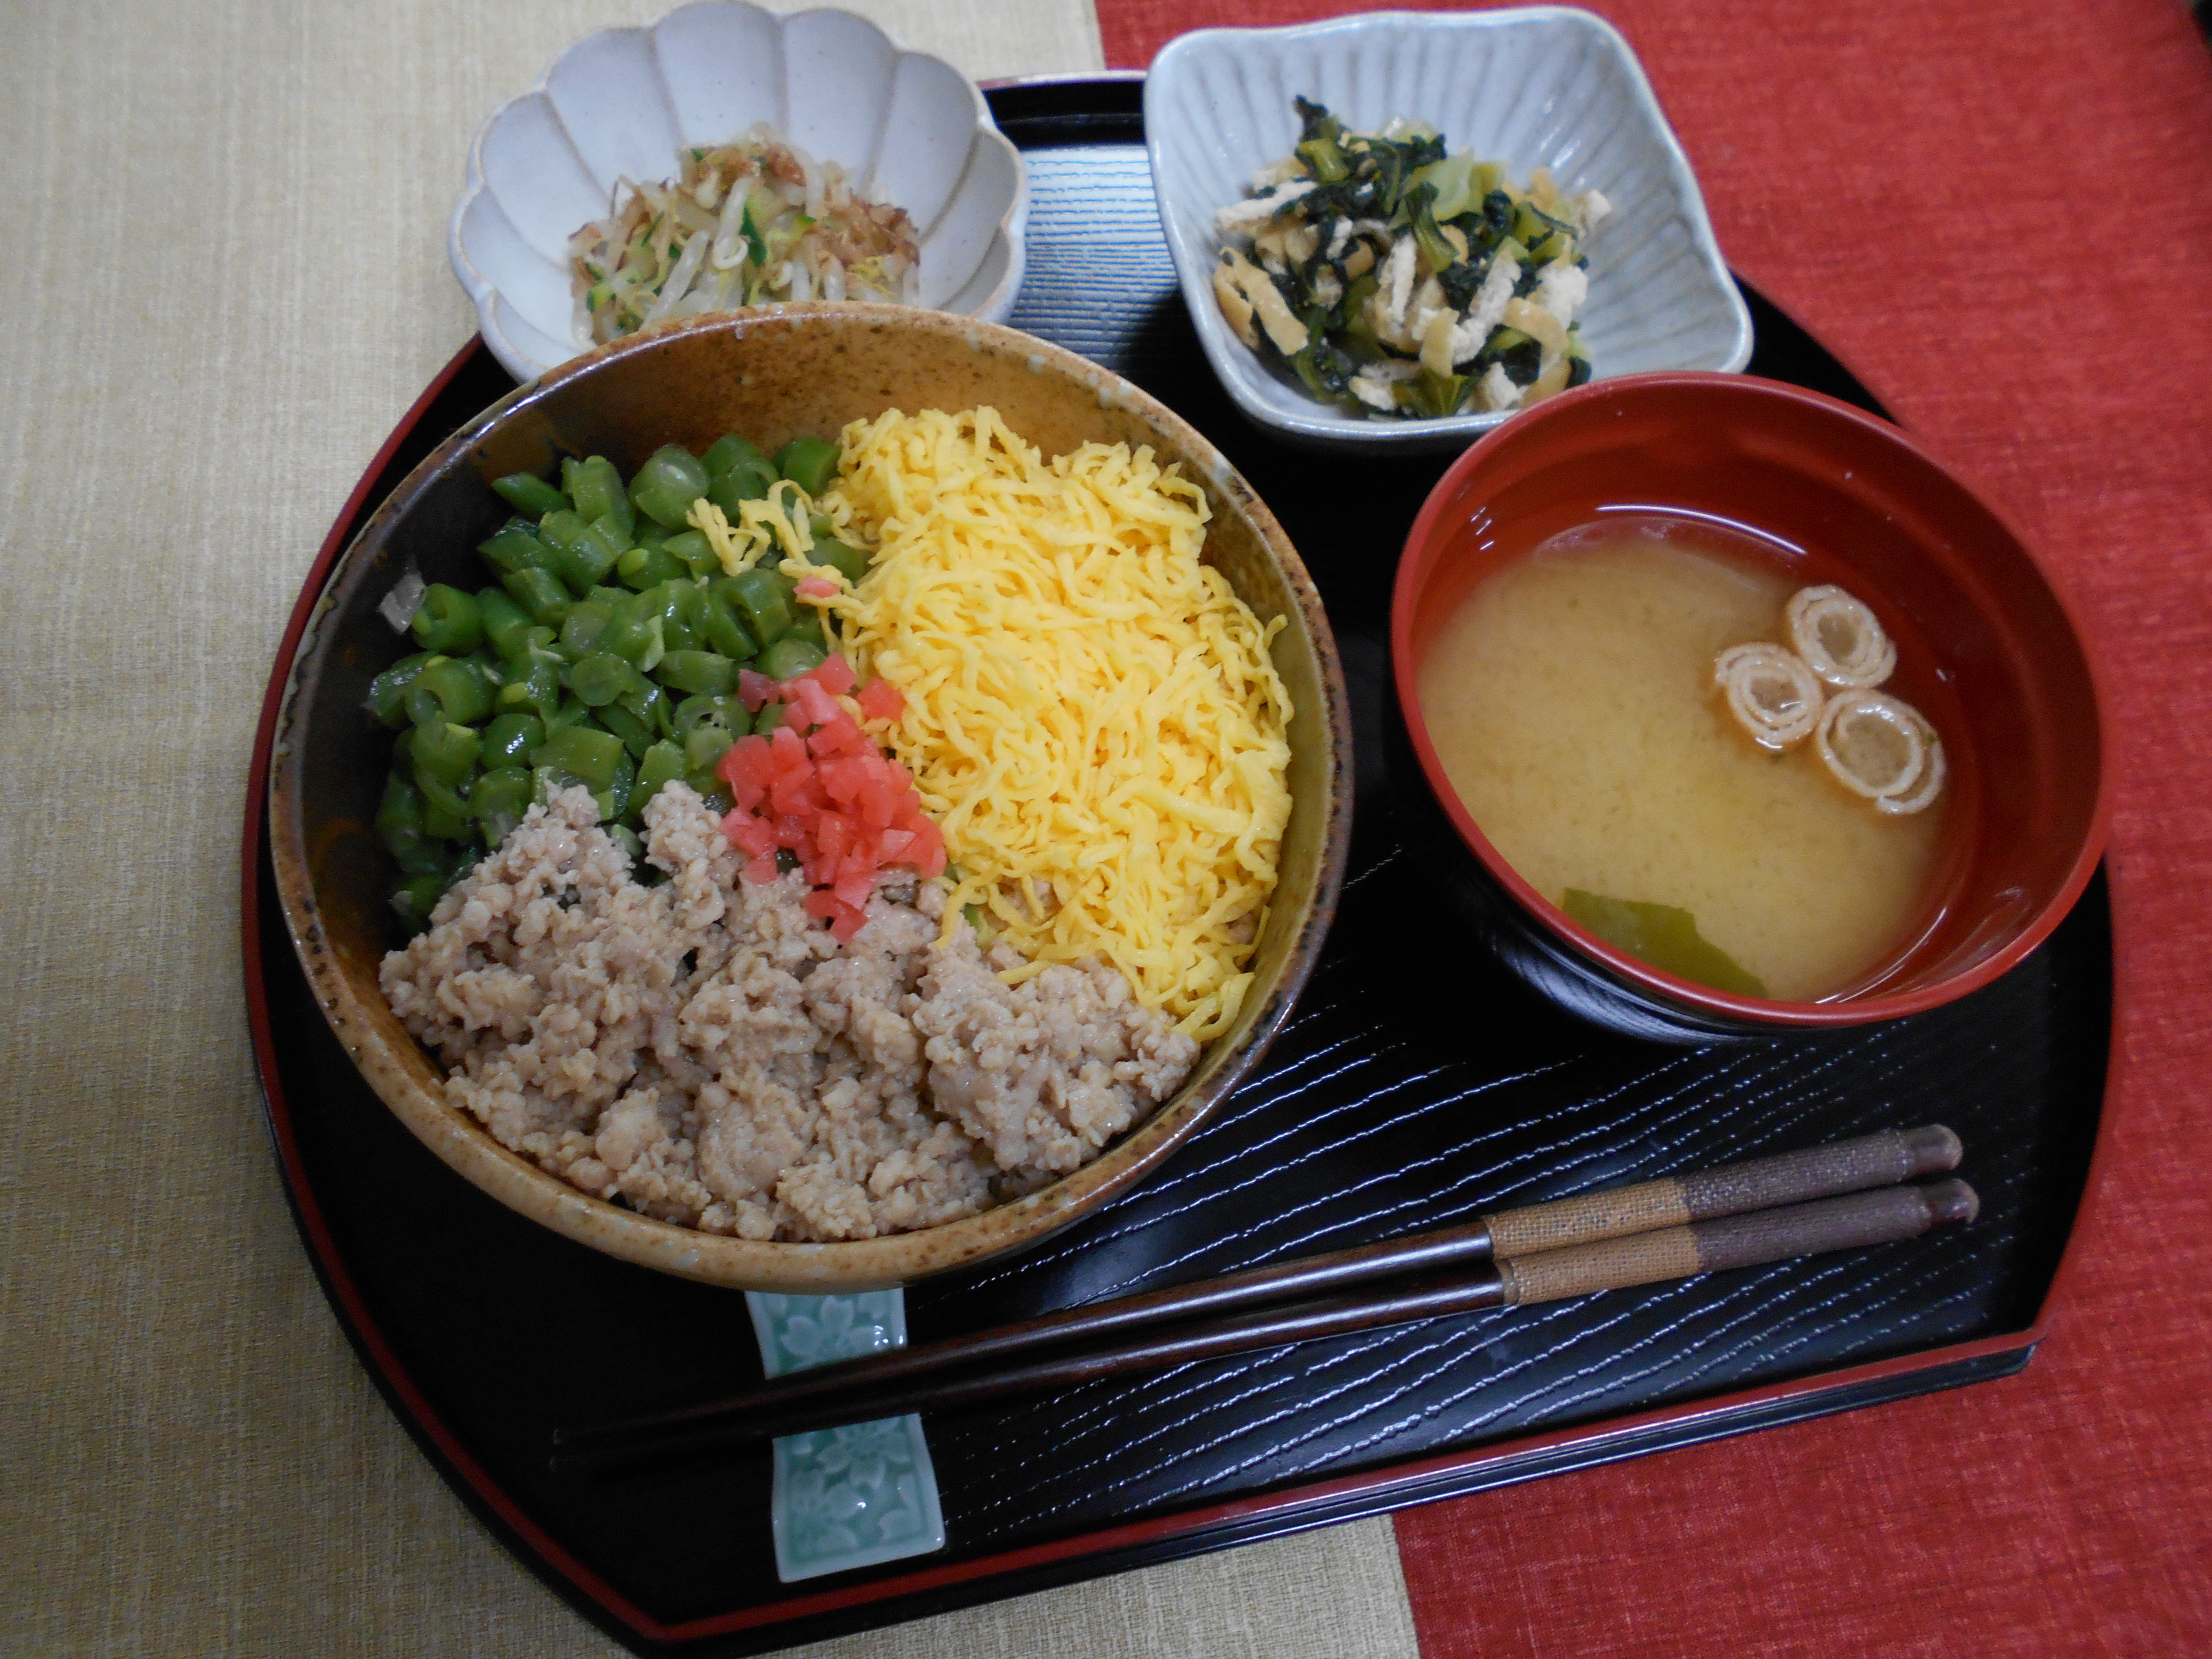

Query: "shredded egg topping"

xmin=688 ymin=478 xmax=848 ymax=575
xmin=812 ymin=407 xmax=1294 ymax=1041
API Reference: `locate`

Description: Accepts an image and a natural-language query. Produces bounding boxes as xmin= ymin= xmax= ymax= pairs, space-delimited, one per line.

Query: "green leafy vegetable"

xmin=1561 ymin=891 xmax=1768 ymax=998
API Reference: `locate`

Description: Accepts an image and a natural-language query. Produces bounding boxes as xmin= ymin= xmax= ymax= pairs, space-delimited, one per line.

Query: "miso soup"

xmin=1416 ymin=517 xmax=1949 ymax=1002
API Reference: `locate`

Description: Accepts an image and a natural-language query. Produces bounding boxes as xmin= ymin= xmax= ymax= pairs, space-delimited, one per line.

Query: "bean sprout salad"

xmin=570 ymin=125 xmax=921 ymax=346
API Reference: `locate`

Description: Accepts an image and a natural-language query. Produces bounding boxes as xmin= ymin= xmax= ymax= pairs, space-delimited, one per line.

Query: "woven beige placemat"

xmin=0 ymin=1 xmax=1419 ymax=1653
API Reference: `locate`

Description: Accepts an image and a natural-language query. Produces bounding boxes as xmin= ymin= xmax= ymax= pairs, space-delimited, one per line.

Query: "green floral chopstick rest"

xmin=746 ymin=1290 xmax=947 ymax=1581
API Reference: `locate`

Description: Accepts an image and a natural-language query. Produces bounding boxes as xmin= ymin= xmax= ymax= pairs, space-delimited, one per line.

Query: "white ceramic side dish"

xmin=450 ymin=1 xmax=1028 ymax=384
xmin=1146 ymin=8 xmax=1754 ymax=455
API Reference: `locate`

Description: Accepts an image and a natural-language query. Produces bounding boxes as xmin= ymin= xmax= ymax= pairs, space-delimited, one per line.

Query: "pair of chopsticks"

xmin=549 ymin=1125 xmax=1972 ymax=1477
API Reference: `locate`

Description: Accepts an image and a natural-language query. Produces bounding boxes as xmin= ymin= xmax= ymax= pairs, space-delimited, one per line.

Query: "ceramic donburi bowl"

xmin=269 ymin=307 xmax=1352 ymax=1290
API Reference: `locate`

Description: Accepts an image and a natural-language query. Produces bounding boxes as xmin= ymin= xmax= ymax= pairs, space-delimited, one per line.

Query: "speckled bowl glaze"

xmin=269 ymin=307 xmax=1351 ymax=1291
xmin=1146 ymin=7 xmax=1753 ymax=455
xmin=450 ymin=2 xmax=1028 ymax=383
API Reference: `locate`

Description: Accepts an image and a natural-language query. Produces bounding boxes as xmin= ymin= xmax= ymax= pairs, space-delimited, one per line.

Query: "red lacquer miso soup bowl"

xmin=1389 ymin=372 xmax=2108 ymax=1043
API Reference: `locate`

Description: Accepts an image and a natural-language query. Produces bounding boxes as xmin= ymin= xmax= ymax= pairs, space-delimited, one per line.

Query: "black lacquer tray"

xmin=241 ymin=76 xmax=2113 ymax=1655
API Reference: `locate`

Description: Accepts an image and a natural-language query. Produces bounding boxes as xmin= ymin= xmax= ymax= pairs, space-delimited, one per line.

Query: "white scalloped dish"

xmin=450 ymin=1 xmax=1028 ymax=384
xmin=1146 ymin=8 xmax=1753 ymax=454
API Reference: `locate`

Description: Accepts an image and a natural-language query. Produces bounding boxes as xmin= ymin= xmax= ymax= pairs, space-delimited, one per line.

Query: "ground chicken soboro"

xmin=379 ymin=786 xmax=1199 ymax=1242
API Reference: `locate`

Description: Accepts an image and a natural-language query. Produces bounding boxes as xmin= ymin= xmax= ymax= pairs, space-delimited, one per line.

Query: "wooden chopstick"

xmin=553 ymin=1181 xmax=1978 ymax=1473
xmin=549 ymin=1127 xmax=1964 ymax=1476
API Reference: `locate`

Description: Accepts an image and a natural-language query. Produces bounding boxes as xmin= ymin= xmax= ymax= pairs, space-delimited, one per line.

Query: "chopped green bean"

xmin=532 ymin=723 xmax=625 ymax=789
xmin=661 ymin=529 xmax=719 ymax=579
xmin=700 ymin=586 xmax=760 ymax=660
xmin=597 ymin=749 xmax=638 ymax=820
xmin=617 ymin=543 xmax=688 ymax=590
xmin=683 ymin=724 xmax=734 ymax=772
xmin=566 ymin=650 xmax=645 ymax=708
xmin=585 ymin=582 xmax=635 ymax=610
xmin=376 ymin=772 xmax=446 ymax=876
xmin=597 ymin=599 xmax=664 ymax=671
xmin=563 ymin=456 xmax=635 ymax=541
xmin=386 ymin=830 xmax=447 ymax=878
xmin=686 ymin=772 xmax=735 ymax=814
xmin=634 ymin=739 xmax=687 ymax=809
xmin=724 ymin=567 xmax=791 ymax=645
xmin=496 ymin=650 xmax=563 ymax=723
xmin=404 ymin=658 xmax=494 ymax=727
xmin=366 ymin=652 xmax=434 ymax=728
xmin=805 ymin=536 xmax=871 ymax=584
xmin=381 ymin=427 xmax=873 ymax=923
xmin=559 ymin=599 xmax=616 ymax=661
xmin=538 ymin=510 xmax=623 ymax=592
xmin=410 ymin=584 xmax=483 ymax=654
xmin=759 ymin=636 xmax=827 ymax=682
xmin=492 ymin=473 xmax=570 ymax=518
xmin=531 ymin=763 xmax=586 ymax=805
xmin=476 ymin=587 xmax=535 ymax=659
xmin=589 ymin=511 xmax=636 ymax=564
xmin=634 ymin=580 xmax=702 ymax=653
xmin=702 ymin=433 xmax=769 ymax=479
xmin=391 ymin=872 xmax=447 ymax=927
xmin=775 ymin=435 xmax=841 ymax=495
xmin=629 ymin=444 xmax=713 ymax=530
xmin=780 ymin=608 xmax=826 ymax=652
xmin=500 ymin=566 xmax=572 ymax=627
xmin=415 ymin=770 xmax=475 ymax=840
xmin=624 ymin=675 xmax=669 ymax=729
xmin=656 ymin=649 xmax=737 ymax=696
xmin=598 ymin=698 xmax=656 ymax=759
xmin=543 ymin=693 xmax=594 ymax=734
xmin=707 ymin=463 xmax=777 ymax=517
xmin=478 ymin=519 xmax=554 ymax=575
xmin=376 ymin=770 xmax=425 ymax=840
xmin=473 ymin=765 xmax=534 ymax=845
xmin=411 ymin=719 xmax=483 ymax=786
xmin=672 ymin=692 xmax=745 ymax=735
xmin=480 ymin=712 xmax=544 ymax=766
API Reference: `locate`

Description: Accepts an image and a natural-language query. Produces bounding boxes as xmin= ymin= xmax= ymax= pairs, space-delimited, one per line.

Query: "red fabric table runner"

xmin=1100 ymin=2 xmax=2212 ymax=1651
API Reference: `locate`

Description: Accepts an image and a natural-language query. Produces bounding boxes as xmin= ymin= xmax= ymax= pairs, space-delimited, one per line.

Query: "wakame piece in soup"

xmin=1416 ymin=516 xmax=1950 ymax=1002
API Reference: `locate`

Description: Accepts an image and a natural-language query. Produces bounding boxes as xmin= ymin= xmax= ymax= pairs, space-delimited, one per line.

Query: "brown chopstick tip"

xmin=1901 ymin=1124 xmax=1964 ymax=1176
xmin=1921 ymin=1177 xmax=1979 ymax=1228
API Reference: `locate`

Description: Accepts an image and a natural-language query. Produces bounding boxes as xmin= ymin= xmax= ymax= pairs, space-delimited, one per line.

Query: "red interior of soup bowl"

xmin=1391 ymin=372 xmax=2109 ymax=1029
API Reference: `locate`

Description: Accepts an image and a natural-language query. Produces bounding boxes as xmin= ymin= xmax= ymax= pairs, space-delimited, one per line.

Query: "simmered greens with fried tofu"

xmin=1210 ymin=97 xmax=1611 ymax=419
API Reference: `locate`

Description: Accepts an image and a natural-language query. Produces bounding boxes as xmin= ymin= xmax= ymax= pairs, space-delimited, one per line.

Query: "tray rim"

xmin=239 ymin=81 xmax=2131 ymax=1654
